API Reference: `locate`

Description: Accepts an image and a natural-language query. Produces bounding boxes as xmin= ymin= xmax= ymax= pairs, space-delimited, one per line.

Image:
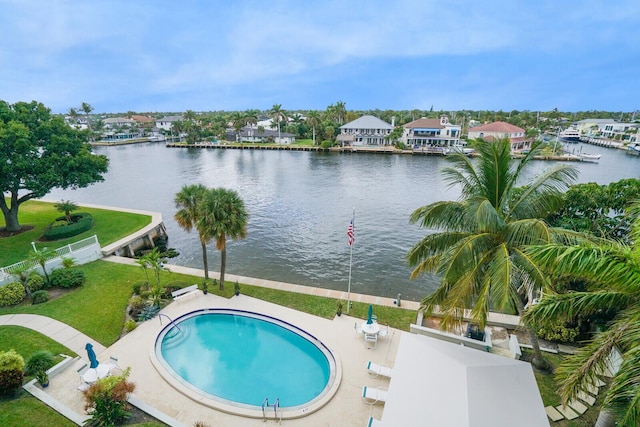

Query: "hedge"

xmin=43 ymin=213 xmax=94 ymax=240
xmin=50 ymin=268 xmax=85 ymax=288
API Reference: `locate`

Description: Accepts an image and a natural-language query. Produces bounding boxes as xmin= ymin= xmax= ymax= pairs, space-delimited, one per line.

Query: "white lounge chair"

xmin=355 ymin=322 xmax=363 ymax=334
xmin=76 ymin=363 xmax=90 ymax=392
xmin=367 ymin=416 xmax=384 ymax=427
xmin=377 ymin=324 xmax=389 ymax=338
xmin=366 ymin=361 xmax=393 ymax=379
xmin=362 ymin=386 xmax=387 ymax=405
xmin=105 ymin=355 xmax=121 ymax=374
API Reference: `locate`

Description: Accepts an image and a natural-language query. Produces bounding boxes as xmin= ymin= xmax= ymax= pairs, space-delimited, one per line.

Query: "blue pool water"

xmin=157 ymin=310 xmax=333 ymax=409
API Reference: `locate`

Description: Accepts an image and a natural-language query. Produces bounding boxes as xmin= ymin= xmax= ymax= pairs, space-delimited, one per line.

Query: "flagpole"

xmin=347 ymin=208 xmax=355 ymax=314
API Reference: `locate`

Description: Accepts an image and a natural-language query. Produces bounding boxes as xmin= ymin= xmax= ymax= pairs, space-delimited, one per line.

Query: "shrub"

xmin=31 ymin=290 xmax=49 ymax=305
xmin=83 ymin=368 xmax=136 ymax=427
xmin=26 ymin=272 xmax=46 ymax=291
xmin=0 ymin=349 xmax=25 ymax=372
xmin=0 ymin=282 xmax=27 ymax=306
xmin=131 ymin=281 xmax=147 ymax=295
xmin=536 ymin=323 xmax=580 ymax=343
xmin=25 ymin=350 xmax=55 ymax=378
xmin=137 ymin=305 xmax=160 ymax=321
xmin=163 ymin=281 xmax=188 ymax=298
xmin=0 ymin=349 xmax=25 ymax=396
xmin=43 ymin=213 xmax=94 ymax=240
xmin=50 ymin=267 xmax=85 ymax=288
xmin=124 ymin=320 xmax=137 ymax=333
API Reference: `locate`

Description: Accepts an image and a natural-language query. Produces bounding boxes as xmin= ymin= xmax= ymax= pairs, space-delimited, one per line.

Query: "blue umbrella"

xmin=366 ymin=304 xmax=373 ymax=325
xmin=85 ymin=343 xmax=99 ymax=369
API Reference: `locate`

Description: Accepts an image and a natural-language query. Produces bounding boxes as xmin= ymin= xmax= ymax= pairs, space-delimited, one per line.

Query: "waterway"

xmin=47 ymin=143 xmax=638 ymax=301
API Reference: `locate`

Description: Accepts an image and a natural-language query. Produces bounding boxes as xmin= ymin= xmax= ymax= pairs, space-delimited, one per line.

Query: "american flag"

xmin=347 ymin=218 xmax=354 ymax=246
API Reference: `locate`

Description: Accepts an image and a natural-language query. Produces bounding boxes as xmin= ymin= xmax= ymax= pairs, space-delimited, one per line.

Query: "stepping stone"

xmin=586 ymin=384 xmax=599 ymax=395
xmin=578 ymin=391 xmax=596 ymax=406
xmin=545 ymin=406 xmax=564 ymax=421
xmin=592 ymin=378 xmax=605 ymax=387
xmin=556 ymin=405 xmax=579 ymax=420
xmin=568 ymin=399 xmax=588 ymax=415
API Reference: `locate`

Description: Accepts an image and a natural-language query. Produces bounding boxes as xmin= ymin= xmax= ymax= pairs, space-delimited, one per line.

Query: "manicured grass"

xmin=0 ymin=199 xmax=151 ymax=266
xmin=0 ymin=393 xmax=76 ymax=427
xmin=0 ymin=326 xmax=76 ymax=359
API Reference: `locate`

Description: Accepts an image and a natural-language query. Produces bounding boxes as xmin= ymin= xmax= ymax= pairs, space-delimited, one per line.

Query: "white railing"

xmin=0 ymin=235 xmax=101 ymax=285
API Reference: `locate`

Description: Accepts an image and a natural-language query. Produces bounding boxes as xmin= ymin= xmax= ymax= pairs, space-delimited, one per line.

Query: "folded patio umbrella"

xmin=85 ymin=343 xmax=99 ymax=369
xmin=367 ymin=304 xmax=373 ymax=325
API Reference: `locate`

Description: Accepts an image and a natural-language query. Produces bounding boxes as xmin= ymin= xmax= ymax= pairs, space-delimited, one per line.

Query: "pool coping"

xmin=149 ymin=308 xmax=343 ymax=420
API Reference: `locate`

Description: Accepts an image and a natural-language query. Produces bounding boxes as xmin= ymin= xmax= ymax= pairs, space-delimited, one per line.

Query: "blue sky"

xmin=1 ymin=0 xmax=638 ymax=114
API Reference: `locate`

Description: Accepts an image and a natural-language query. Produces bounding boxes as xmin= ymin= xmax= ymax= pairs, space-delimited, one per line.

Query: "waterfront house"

xmin=402 ymin=115 xmax=461 ymax=149
xmin=574 ymin=118 xmax=639 ymax=141
xmin=467 ymin=121 xmax=531 ymax=151
xmin=225 ymin=127 xmax=296 ymax=144
xmin=338 ymin=115 xmax=394 ymax=146
xmin=155 ymin=115 xmax=183 ymax=131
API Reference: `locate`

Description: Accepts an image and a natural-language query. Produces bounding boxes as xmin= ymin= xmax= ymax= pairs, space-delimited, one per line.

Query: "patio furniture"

xmin=377 ymin=324 xmax=389 ymax=338
xmin=105 ymin=355 xmax=121 ymax=374
xmin=362 ymin=386 xmax=387 ymax=405
xmin=362 ymin=322 xmax=380 ymax=335
xmin=83 ymin=363 xmax=110 ymax=383
xmin=366 ymin=361 xmax=393 ymax=379
xmin=364 ymin=333 xmax=378 ymax=349
xmin=355 ymin=322 xmax=363 ymax=334
xmin=171 ymin=284 xmax=199 ymax=300
xmin=76 ymin=364 xmax=90 ymax=392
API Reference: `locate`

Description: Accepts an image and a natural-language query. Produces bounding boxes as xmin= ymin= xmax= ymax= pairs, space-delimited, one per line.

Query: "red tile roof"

xmin=470 ymin=121 xmax=524 ymax=134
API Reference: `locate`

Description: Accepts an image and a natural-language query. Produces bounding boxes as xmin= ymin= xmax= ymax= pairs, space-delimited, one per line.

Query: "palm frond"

xmin=409 ymin=201 xmax=468 ymax=231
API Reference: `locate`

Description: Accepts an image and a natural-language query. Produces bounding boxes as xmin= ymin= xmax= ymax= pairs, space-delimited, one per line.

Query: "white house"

xmin=226 ymin=127 xmax=296 ymax=144
xmin=155 ymin=115 xmax=183 ymax=131
xmin=467 ymin=121 xmax=530 ymax=151
xmin=338 ymin=115 xmax=394 ymax=146
xmin=574 ymin=118 xmax=639 ymax=141
xmin=402 ymin=115 xmax=461 ymax=149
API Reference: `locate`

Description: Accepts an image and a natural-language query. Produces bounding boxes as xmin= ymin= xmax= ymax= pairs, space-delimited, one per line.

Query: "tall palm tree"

xmin=230 ymin=112 xmax=245 ymax=142
xmin=524 ymin=201 xmax=640 ymax=426
xmin=81 ymin=102 xmax=94 ymax=141
xmin=174 ymin=184 xmax=211 ymax=279
xmin=199 ymin=188 xmax=248 ymax=290
xmin=306 ymin=110 xmax=322 ymax=145
xmin=407 ymin=139 xmax=579 ymax=368
xmin=334 ymin=101 xmax=347 ymax=125
xmin=270 ymin=104 xmax=286 ymax=142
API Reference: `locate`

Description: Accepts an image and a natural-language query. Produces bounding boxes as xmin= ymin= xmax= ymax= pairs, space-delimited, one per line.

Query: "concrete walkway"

xmin=0 ymin=313 xmax=105 ymax=359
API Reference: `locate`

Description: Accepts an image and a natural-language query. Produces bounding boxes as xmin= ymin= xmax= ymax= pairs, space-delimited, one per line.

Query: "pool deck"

xmin=15 ymin=258 xmax=413 ymax=426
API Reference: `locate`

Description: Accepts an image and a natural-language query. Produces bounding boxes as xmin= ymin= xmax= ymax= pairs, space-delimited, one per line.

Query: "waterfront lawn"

xmin=0 ymin=199 xmax=151 ymax=266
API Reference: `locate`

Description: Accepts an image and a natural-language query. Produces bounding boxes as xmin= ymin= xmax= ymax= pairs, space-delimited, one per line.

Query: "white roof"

xmin=340 ymin=115 xmax=393 ymax=130
xmin=381 ymin=333 xmax=549 ymax=427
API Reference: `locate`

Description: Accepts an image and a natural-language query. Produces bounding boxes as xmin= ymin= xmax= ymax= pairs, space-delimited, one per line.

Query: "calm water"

xmin=47 ymin=143 xmax=639 ymax=301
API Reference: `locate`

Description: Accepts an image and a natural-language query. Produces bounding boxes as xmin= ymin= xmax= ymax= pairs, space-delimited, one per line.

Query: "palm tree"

xmin=230 ymin=112 xmax=245 ymax=142
xmin=244 ymin=109 xmax=259 ymax=129
xmin=199 ymin=188 xmax=248 ymax=290
xmin=54 ymin=199 xmax=79 ymax=223
xmin=174 ymin=184 xmax=211 ymax=279
xmin=407 ymin=139 xmax=579 ymax=369
xmin=172 ymin=120 xmax=184 ymax=142
xmin=306 ymin=110 xmax=322 ymax=145
xmin=334 ymin=101 xmax=347 ymax=125
xmin=269 ymin=104 xmax=286 ymax=142
xmin=81 ymin=102 xmax=94 ymax=141
xmin=524 ymin=201 xmax=640 ymax=426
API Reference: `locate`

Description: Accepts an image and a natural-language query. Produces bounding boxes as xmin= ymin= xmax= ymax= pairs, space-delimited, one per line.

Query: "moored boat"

xmin=559 ymin=127 xmax=581 ymax=143
xmin=580 ymin=152 xmax=602 ymax=162
xmin=627 ymin=143 xmax=640 ymax=156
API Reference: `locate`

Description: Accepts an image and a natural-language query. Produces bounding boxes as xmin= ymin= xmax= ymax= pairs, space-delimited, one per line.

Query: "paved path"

xmin=103 ymin=255 xmax=422 ymax=311
xmin=0 ymin=313 xmax=105 ymax=359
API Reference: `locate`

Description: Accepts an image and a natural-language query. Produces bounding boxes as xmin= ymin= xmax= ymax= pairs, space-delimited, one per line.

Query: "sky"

xmin=1 ymin=0 xmax=639 ymax=114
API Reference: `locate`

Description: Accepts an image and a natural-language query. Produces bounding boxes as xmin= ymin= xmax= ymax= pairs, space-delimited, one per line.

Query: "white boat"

xmin=627 ymin=143 xmax=640 ymax=156
xmin=580 ymin=152 xmax=602 ymax=162
xmin=559 ymin=127 xmax=581 ymax=143
xmin=450 ymin=143 xmax=475 ymax=156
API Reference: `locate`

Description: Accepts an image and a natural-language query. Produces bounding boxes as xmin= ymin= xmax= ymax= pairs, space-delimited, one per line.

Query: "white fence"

xmin=0 ymin=235 xmax=102 ymax=286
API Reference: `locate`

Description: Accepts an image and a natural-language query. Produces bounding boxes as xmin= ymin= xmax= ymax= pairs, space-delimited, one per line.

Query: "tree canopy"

xmin=0 ymin=100 xmax=109 ymax=231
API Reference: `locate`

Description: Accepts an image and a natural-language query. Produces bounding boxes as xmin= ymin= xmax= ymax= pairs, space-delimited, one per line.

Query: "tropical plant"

xmin=54 ymin=199 xmax=79 ymax=223
xmin=81 ymin=102 xmax=94 ymax=141
xmin=174 ymin=184 xmax=211 ymax=279
xmin=0 ymin=349 xmax=24 ymax=396
xmin=269 ymin=104 xmax=286 ymax=141
xmin=25 ymin=350 xmax=54 ymax=385
xmin=0 ymin=281 xmax=26 ymax=306
xmin=49 ymin=266 xmax=85 ymax=288
xmin=524 ymin=200 xmax=640 ymax=426
xmin=199 ymin=188 xmax=249 ymax=290
xmin=306 ymin=110 xmax=322 ymax=145
xmin=136 ymin=248 xmax=166 ymax=307
xmin=407 ymin=139 xmax=579 ymax=369
xmin=83 ymin=367 xmax=135 ymax=427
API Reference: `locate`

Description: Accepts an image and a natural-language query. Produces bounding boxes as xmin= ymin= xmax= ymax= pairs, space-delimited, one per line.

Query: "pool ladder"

xmin=158 ymin=313 xmax=182 ymax=334
xmin=262 ymin=397 xmax=281 ymax=424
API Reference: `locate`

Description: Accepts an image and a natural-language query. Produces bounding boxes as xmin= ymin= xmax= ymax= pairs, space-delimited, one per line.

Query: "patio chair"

xmin=366 ymin=361 xmax=393 ymax=379
xmin=364 ymin=333 xmax=377 ymax=349
xmin=76 ymin=363 xmax=90 ymax=392
xmin=366 ymin=416 xmax=384 ymax=427
xmin=377 ymin=324 xmax=389 ymax=338
xmin=362 ymin=386 xmax=387 ymax=405
xmin=105 ymin=355 xmax=121 ymax=374
xmin=355 ymin=322 xmax=363 ymax=334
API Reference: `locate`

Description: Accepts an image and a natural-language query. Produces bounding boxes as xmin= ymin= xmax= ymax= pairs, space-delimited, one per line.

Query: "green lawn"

xmin=0 ymin=199 xmax=151 ymax=266
xmin=0 ymin=393 xmax=77 ymax=427
xmin=0 ymin=326 xmax=76 ymax=359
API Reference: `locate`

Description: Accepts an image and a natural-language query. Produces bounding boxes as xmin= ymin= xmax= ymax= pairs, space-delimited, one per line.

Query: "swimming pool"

xmin=152 ymin=309 xmax=340 ymax=419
